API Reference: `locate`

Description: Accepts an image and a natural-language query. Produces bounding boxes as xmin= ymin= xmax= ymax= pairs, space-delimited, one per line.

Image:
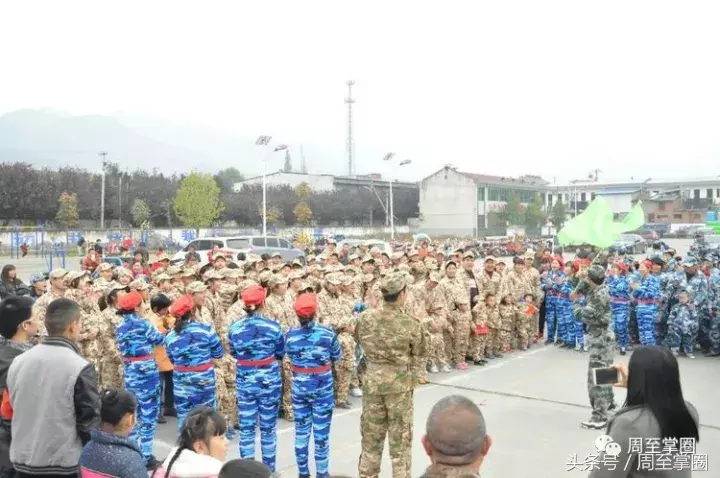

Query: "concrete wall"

xmin=419 ymin=168 xmax=477 ymax=236
xmin=234 ymin=173 xmax=335 ymax=192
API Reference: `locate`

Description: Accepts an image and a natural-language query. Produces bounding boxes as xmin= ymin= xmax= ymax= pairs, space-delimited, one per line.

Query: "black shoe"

xmin=493 ymin=353 xmax=503 ymax=358
xmin=545 ymin=339 xmax=553 ymax=345
xmin=465 ymin=355 xmax=474 ymax=362
xmin=146 ymin=455 xmax=162 ymax=471
xmin=705 ymin=351 xmax=720 ymax=357
xmin=163 ymin=408 xmax=177 ymax=417
xmin=299 ymin=475 xmax=311 ymax=478
xmin=473 ymin=359 xmax=486 ymax=366
xmin=157 ymin=414 xmax=167 ymax=424
xmin=485 ymin=355 xmax=495 ymax=360
xmin=480 ymin=359 xmax=488 ymax=364
xmin=620 ymin=348 xmax=627 ymax=356
xmin=234 ymin=423 xmax=240 ymax=430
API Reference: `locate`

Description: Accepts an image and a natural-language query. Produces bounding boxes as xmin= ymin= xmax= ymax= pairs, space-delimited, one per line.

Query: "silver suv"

xmin=172 ymin=236 xmax=306 ymax=264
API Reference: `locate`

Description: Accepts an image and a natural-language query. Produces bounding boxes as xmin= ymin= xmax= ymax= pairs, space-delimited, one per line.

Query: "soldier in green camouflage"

xmin=355 ymin=272 xmax=428 ymax=478
xmin=574 ymin=265 xmax=617 ymax=429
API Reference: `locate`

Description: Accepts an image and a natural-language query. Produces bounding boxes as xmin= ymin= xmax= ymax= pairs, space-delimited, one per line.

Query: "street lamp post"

xmin=256 ymin=136 xmax=272 ymax=236
xmin=98 ymin=152 xmax=108 ymax=229
xmin=383 ymin=153 xmax=411 ymax=239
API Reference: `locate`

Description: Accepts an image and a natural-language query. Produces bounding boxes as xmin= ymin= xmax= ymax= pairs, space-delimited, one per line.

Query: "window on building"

xmin=674 ymin=213 xmax=682 ymax=219
xmin=548 ymin=194 xmax=553 ymax=206
xmin=486 ymin=187 xmax=538 ymax=203
xmin=579 ymin=192 xmax=585 ymax=202
xmin=658 ymin=202 xmax=666 ymax=211
xmin=694 ymin=189 xmax=700 ymax=199
xmin=708 ymin=189 xmax=714 ymax=199
xmin=591 ymin=193 xmax=596 ymax=200
xmin=716 ymin=188 xmax=720 ymax=197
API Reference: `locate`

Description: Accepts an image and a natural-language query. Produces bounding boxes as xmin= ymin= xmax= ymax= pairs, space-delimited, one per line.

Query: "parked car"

xmin=632 ymin=228 xmax=659 ymax=243
xmin=612 ymin=234 xmax=647 ymax=254
xmin=172 ymin=236 xmax=305 ymax=264
xmin=338 ymin=238 xmax=393 ymax=254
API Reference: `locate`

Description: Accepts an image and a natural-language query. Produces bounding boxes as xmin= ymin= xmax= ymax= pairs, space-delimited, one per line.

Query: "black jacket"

xmin=0 ymin=281 xmax=30 ymax=300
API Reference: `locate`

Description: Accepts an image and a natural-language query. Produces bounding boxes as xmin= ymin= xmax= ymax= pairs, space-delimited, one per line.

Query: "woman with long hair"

xmin=591 ymin=346 xmax=699 ymax=477
xmin=154 ymin=407 xmax=228 ymax=478
xmin=0 ymin=265 xmax=30 ymax=300
xmin=227 ymin=285 xmax=284 ymax=473
xmin=285 ymin=293 xmax=341 ymax=478
xmin=116 ymin=290 xmax=165 ymax=468
xmin=165 ymin=295 xmax=224 ymax=430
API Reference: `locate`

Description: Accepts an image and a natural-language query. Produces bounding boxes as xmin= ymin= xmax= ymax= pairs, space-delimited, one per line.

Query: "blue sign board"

xmin=181 ymin=229 xmax=196 ymax=242
xmin=706 ymin=211 xmax=718 ymax=222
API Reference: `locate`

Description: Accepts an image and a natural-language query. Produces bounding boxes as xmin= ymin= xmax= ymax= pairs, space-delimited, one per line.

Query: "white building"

xmin=419 ymin=167 xmax=548 ymax=236
xmin=234 ymin=172 xmax=336 ymax=193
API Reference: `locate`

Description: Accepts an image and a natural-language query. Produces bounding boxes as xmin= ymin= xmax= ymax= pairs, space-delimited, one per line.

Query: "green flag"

xmin=557 ymin=197 xmax=621 ymax=248
xmin=615 ymin=202 xmax=645 ymax=233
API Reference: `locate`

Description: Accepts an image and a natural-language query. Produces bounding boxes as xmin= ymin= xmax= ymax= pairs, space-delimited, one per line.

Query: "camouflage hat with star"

xmin=380 ymin=272 xmax=411 ymax=295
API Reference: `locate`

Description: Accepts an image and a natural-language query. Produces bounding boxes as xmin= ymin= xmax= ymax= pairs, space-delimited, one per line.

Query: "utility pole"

xmin=99 ymin=152 xmax=108 ymax=229
xmin=300 ymin=145 xmax=307 ymax=174
xmin=345 ymin=80 xmax=355 ymax=176
xmin=118 ymin=173 xmax=122 ymax=228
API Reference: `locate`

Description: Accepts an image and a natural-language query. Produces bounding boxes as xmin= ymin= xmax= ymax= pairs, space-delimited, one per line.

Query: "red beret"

xmin=294 ymin=293 xmax=318 ymax=318
xmin=241 ymin=285 xmax=266 ymax=307
xmin=615 ymin=261 xmax=628 ymax=274
xmin=117 ymin=290 xmax=143 ymax=311
xmin=643 ymin=260 xmax=653 ymax=270
xmin=170 ymin=294 xmax=194 ymax=318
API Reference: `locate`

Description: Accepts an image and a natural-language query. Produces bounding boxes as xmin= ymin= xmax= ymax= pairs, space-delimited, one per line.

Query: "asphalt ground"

xmin=3 ymin=238 xmax=718 ymax=477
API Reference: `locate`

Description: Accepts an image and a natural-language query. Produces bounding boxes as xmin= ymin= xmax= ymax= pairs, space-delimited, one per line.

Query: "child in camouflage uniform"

xmin=665 ymin=290 xmax=698 ymax=358
xmin=471 ymin=294 xmax=490 ymax=365
xmin=497 ymin=294 xmax=515 ymax=355
xmin=483 ymin=293 xmax=502 ymax=359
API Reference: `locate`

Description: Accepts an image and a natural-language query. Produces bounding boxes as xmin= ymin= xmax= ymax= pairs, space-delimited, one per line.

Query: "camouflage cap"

xmin=116 ymin=267 xmax=133 ymax=278
xmin=269 ymin=274 xmax=288 ymax=287
xmin=361 ymin=256 xmax=375 ymax=264
xmin=166 ymin=265 xmax=182 ymax=276
xmin=369 ymin=246 xmax=381 ymax=255
xmin=258 ymin=271 xmax=274 ymax=284
xmin=397 ymin=263 xmax=411 ymax=273
xmin=408 ymin=249 xmax=419 ymax=257
xmin=347 ymin=253 xmax=360 ymax=262
xmin=454 ymin=291 xmax=470 ymax=305
xmin=238 ymin=279 xmax=257 ymax=293
xmin=105 ymin=281 xmax=128 ymax=298
xmin=292 ymin=259 xmax=304 ymax=267
xmin=288 ymin=271 xmax=304 ymax=281
xmin=49 ymin=268 xmax=70 ymax=280
xmin=391 ymin=251 xmax=406 ymax=261
xmin=153 ymin=252 xmax=170 ymax=263
xmin=155 ymin=273 xmax=172 ymax=282
xmin=202 ymin=269 xmax=220 ymax=282
xmin=271 ymin=263 xmax=284 ymax=273
xmin=428 ymin=271 xmax=442 ymax=283
xmin=97 ymin=262 xmax=115 ymax=272
xmin=298 ymin=281 xmax=315 ymax=292
xmin=380 ymin=272 xmax=411 ymax=295
xmin=306 ymin=254 xmax=317 ymax=262
xmin=325 ymin=273 xmax=343 ymax=286
xmin=221 ymin=268 xmax=243 ymax=279
xmin=462 ymin=251 xmax=476 ymax=259
xmin=182 ymin=267 xmax=198 ymax=277
xmin=66 ymin=270 xmax=89 ymax=283
xmin=410 ymin=262 xmax=428 ymax=275
xmin=186 ymin=281 xmax=207 ymax=294
xmin=129 ymin=278 xmax=150 ymax=291
xmin=340 ymin=275 xmax=354 ymax=286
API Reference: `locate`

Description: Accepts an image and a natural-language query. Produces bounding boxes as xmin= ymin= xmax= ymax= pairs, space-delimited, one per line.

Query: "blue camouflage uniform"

xmin=542 ymin=270 xmax=564 ymax=342
xmin=631 ymin=274 xmax=661 ymax=346
xmin=664 ymin=300 xmax=697 ymax=354
xmin=116 ymin=312 xmax=165 ymax=462
xmin=607 ymin=275 xmax=630 ymax=350
xmin=165 ymin=321 xmax=225 ymax=430
xmin=708 ymin=268 xmax=720 ymax=355
xmin=685 ymin=271 xmax=709 ymax=349
xmin=228 ymin=312 xmax=285 ymax=472
xmin=285 ymin=321 xmax=342 ymax=478
xmin=558 ymin=278 xmax=575 ymax=346
xmin=657 ymin=269 xmax=686 ymax=343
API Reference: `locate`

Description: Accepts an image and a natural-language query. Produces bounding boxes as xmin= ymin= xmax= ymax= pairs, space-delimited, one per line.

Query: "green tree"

xmin=506 ymin=192 xmax=524 ymax=225
xmin=295 ymin=182 xmax=311 ymax=200
xmin=293 ymin=202 xmax=313 ymax=224
xmin=551 ymin=200 xmax=567 ymax=230
xmin=174 ymin=172 xmax=225 ymax=229
xmin=258 ymin=205 xmax=282 ymax=225
xmin=525 ymin=195 xmax=545 ymax=233
xmin=55 ymin=192 xmax=79 ymax=229
xmin=214 ymin=167 xmax=244 ymax=192
xmin=130 ymin=198 xmax=151 ymax=226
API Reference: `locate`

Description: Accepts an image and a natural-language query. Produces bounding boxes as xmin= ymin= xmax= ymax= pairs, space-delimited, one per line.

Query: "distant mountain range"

xmin=0 ymin=109 xmax=287 ymax=175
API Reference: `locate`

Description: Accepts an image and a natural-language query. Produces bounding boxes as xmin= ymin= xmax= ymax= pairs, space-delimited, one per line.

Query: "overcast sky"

xmin=2 ymin=1 xmax=720 ymax=183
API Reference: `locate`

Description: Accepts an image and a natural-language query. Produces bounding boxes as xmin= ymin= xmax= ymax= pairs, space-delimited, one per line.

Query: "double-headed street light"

xmin=383 ymin=153 xmax=412 ymax=239
xmin=256 ymin=136 xmax=272 ymax=236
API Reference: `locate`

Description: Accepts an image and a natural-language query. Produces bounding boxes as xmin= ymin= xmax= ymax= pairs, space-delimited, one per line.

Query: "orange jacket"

xmin=149 ymin=312 xmax=175 ymax=372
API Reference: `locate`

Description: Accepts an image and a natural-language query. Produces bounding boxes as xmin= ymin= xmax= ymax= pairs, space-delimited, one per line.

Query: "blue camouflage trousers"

xmin=236 ymin=364 xmax=282 ymax=472
xmin=173 ymin=368 xmax=216 ymax=431
xmin=636 ymin=304 xmax=657 ymax=346
xmin=557 ymin=299 xmax=574 ymax=345
xmin=610 ymin=301 xmax=630 ymax=349
xmin=123 ymin=358 xmax=161 ymax=462
xmin=292 ymin=371 xmax=335 ymax=477
xmin=664 ymin=321 xmax=698 ymax=355
xmin=708 ymin=311 xmax=720 ymax=354
xmin=545 ymin=295 xmax=559 ymax=341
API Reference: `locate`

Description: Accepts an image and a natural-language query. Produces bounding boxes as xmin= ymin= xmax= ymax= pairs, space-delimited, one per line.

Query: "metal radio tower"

xmin=345 ymin=80 xmax=355 ymax=176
